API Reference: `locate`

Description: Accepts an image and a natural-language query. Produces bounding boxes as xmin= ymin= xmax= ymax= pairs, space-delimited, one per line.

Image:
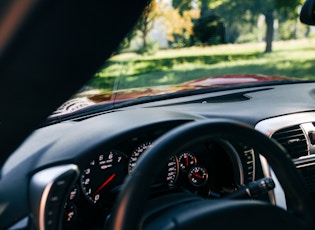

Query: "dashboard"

xmin=62 ymin=129 xmax=258 ymax=229
xmin=2 ymin=83 xmax=315 ymax=229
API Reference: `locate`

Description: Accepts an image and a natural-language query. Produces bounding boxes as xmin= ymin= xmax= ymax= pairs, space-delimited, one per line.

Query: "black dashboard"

xmin=61 ymin=125 xmax=259 ymax=229
xmin=33 ymin=122 xmax=264 ymax=230
xmin=2 ymin=83 xmax=315 ymax=229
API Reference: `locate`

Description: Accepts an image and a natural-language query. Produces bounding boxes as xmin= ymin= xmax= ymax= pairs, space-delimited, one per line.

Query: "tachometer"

xmin=81 ymin=150 xmax=127 ymax=204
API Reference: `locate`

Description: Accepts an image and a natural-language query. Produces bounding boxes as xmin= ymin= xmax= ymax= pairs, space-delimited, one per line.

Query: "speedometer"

xmin=128 ymin=141 xmax=179 ymax=186
xmin=166 ymin=156 xmax=179 ymax=186
xmin=81 ymin=150 xmax=127 ymax=204
xmin=128 ymin=141 xmax=152 ymax=174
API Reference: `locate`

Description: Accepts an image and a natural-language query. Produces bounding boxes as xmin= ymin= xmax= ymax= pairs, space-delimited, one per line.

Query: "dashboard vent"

xmin=272 ymin=125 xmax=308 ymax=158
xmin=298 ymin=165 xmax=315 ymax=192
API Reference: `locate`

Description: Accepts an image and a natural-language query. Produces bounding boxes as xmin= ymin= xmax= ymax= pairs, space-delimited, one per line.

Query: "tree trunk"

xmin=305 ymin=25 xmax=311 ymax=37
xmin=141 ymin=22 xmax=148 ymax=49
xmin=264 ymin=10 xmax=274 ymax=53
xmin=200 ymin=0 xmax=210 ymax=17
xmin=143 ymin=32 xmax=147 ymax=49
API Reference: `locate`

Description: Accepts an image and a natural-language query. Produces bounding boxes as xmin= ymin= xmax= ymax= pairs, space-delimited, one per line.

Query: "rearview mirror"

xmin=300 ymin=0 xmax=315 ymax=25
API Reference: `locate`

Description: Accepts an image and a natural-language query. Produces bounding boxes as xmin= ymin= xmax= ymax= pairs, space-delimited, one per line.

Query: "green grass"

xmin=88 ymin=39 xmax=315 ymax=92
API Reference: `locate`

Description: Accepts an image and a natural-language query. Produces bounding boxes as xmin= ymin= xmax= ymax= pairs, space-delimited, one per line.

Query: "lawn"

xmin=88 ymin=39 xmax=315 ymax=92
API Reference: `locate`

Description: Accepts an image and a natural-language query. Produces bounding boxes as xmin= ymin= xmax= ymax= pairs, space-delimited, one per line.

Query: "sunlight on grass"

xmin=88 ymin=39 xmax=315 ymax=90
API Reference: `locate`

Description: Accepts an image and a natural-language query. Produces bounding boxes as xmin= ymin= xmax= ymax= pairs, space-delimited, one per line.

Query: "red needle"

xmin=193 ymin=173 xmax=203 ymax=179
xmin=92 ymin=173 xmax=116 ymax=197
xmin=185 ymin=155 xmax=189 ymax=166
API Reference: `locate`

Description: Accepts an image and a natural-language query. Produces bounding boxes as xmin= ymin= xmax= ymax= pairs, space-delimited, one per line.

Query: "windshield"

xmin=53 ymin=0 xmax=315 ymax=116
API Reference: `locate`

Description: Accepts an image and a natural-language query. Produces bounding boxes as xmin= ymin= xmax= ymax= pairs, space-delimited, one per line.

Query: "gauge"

xmin=63 ymin=203 xmax=77 ymax=224
xmin=129 ymin=141 xmax=179 ymax=186
xmin=166 ymin=156 xmax=179 ymax=186
xmin=128 ymin=141 xmax=152 ymax=173
xmin=68 ymin=185 xmax=79 ymax=202
xmin=178 ymin=152 xmax=197 ymax=171
xmin=81 ymin=150 xmax=127 ymax=204
xmin=188 ymin=166 xmax=208 ymax=187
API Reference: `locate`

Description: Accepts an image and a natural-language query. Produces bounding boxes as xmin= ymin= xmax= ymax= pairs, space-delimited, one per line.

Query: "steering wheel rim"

xmin=109 ymin=119 xmax=315 ymax=230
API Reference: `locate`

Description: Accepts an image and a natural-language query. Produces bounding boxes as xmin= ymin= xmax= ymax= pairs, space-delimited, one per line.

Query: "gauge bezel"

xmin=178 ymin=151 xmax=197 ymax=172
xmin=128 ymin=141 xmax=153 ymax=174
xmin=128 ymin=141 xmax=180 ymax=186
xmin=80 ymin=150 xmax=127 ymax=205
xmin=188 ymin=165 xmax=209 ymax=187
xmin=165 ymin=155 xmax=179 ymax=186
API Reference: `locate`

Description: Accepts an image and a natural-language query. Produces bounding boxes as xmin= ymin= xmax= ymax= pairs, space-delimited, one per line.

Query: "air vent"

xmin=272 ymin=125 xmax=308 ymax=158
xmin=297 ymin=165 xmax=315 ymax=193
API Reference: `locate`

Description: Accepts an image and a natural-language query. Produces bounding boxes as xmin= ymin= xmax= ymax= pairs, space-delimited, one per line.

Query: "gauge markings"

xmin=92 ymin=173 xmax=116 ymax=198
xmin=188 ymin=166 xmax=208 ymax=187
xmin=128 ymin=141 xmax=179 ymax=186
xmin=81 ymin=150 xmax=127 ymax=204
xmin=128 ymin=141 xmax=152 ymax=174
xmin=178 ymin=152 xmax=196 ymax=171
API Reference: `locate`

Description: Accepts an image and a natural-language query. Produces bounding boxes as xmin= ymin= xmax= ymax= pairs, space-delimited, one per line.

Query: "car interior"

xmin=1 ymin=0 xmax=315 ymax=229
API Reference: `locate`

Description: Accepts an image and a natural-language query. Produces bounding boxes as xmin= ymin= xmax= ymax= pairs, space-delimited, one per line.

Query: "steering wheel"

xmin=109 ymin=120 xmax=315 ymax=230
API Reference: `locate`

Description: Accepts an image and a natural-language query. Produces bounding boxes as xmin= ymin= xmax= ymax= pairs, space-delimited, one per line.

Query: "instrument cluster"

xmin=62 ymin=132 xmax=255 ymax=229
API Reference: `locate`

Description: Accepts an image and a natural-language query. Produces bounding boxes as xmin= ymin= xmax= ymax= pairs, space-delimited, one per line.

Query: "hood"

xmin=88 ymin=74 xmax=292 ymax=102
xmin=53 ymin=74 xmax=293 ymax=116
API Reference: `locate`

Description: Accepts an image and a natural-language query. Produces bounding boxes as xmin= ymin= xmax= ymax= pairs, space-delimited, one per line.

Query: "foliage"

xmin=160 ymin=6 xmax=200 ymax=47
xmin=121 ymin=0 xmax=308 ymax=54
xmin=90 ymin=39 xmax=315 ymax=90
xmin=116 ymin=30 xmax=137 ymax=52
xmin=135 ymin=1 xmax=158 ymax=52
xmin=274 ymin=0 xmax=304 ymax=14
xmin=136 ymin=41 xmax=160 ymax=55
xmin=193 ymin=15 xmax=225 ymax=45
xmin=117 ymin=0 xmax=201 ymax=52
xmin=172 ymin=0 xmax=193 ymax=15
xmin=203 ymin=0 xmax=305 ymax=52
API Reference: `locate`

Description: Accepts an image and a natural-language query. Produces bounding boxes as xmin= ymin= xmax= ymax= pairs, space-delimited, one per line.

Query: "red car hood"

xmin=53 ymin=74 xmax=293 ymax=116
xmin=88 ymin=74 xmax=292 ymax=103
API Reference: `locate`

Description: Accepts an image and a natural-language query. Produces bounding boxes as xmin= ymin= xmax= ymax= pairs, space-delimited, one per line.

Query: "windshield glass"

xmin=54 ymin=0 xmax=315 ymax=116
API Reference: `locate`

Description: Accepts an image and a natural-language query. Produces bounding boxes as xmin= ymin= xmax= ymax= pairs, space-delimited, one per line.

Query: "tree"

xmin=193 ymin=15 xmax=225 ymax=45
xmin=135 ymin=1 xmax=158 ymax=52
xmin=172 ymin=0 xmax=193 ymax=15
xmin=161 ymin=5 xmax=200 ymax=47
xmin=200 ymin=0 xmax=303 ymax=52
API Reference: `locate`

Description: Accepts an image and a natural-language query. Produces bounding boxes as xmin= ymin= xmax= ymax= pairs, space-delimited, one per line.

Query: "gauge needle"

xmin=93 ymin=173 xmax=116 ymax=197
xmin=185 ymin=155 xmax=189 ymax=166
xmin=193 ymin=173 xmax=203 ymax=179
